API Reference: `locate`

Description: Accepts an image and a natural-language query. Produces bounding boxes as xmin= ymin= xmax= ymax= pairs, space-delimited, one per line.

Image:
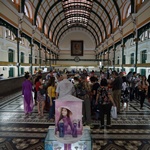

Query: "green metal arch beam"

xmin=52 ymin=15 xmax=102 ymax=44
xmin=91 ymin=10 xmax=107 ymax=38
xmin=47 ymin=10 xmax=105 ymax=41
xmin=42 ymin=0 xmax=61 ymax=33
xmin=33 ymin=0 xmax=43 ymax=25
xmin=94 ymin=0 xmax=113 ymax=33
xmin=131 ymin=0 xmax=135 ymax=13
xmin=47 ymin=10 xmax=63 ymax=38
xmin=21 ymin=0 xmax=25 ymax=13
xmin=112 ymin=0 xmax=121 ymax=25
xmin=56 ymin=25 xmax=97 ymax=48
xmin=42 ymin=0 xmax=113 ymax=34
xmin=47 ymin=10 xmax=106 ymax=41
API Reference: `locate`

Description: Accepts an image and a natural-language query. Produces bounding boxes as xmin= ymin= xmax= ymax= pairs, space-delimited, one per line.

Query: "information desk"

xmin=45 ymin=126 xmax=92 ymax=150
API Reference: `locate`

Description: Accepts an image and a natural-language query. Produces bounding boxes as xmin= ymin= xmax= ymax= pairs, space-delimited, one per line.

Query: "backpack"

xmin=76 ymin=82 xmax=86 ymax=96
xmin=98 ymin=87 xmax=110 ymax=104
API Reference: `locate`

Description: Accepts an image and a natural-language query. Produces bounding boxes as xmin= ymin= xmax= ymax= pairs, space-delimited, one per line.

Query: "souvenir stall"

xmin=45 ymin=95 xmax=92 ymax=150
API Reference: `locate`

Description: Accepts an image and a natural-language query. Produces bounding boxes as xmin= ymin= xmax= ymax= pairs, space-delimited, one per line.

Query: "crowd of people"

xmin=22 ymin=69 xmax=150 ymax=129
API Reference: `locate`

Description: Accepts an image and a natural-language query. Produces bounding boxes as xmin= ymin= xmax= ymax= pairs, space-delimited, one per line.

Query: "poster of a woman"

xmin=54 ymin=96 xmax=83 ymax=143
xmin=56 ymin=106 xmax=73 ymax=137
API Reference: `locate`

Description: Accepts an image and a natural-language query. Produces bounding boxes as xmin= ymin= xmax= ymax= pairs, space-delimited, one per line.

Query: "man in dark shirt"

xmin=90 ymin=76 xmax=100 ymax=119
xmin=111 ymin=71 xmax=123 ymax=113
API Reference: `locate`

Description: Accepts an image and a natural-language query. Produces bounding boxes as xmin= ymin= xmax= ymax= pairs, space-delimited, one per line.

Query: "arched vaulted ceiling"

xmin=21 ymin=0 xmax=133 ymax=49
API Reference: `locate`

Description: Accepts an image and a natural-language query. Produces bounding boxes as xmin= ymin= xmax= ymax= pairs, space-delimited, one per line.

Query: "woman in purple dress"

xmin=22 ymin=73 xmax=33 ymax=117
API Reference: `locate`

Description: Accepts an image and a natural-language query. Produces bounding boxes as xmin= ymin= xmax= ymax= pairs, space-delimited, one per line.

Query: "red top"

xmin=36 ymin=81 xmax=41 ymax=91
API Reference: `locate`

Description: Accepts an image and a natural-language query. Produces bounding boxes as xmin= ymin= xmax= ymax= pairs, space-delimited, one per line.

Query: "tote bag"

xmin=111 ymin=106 xmax=117 ymax=119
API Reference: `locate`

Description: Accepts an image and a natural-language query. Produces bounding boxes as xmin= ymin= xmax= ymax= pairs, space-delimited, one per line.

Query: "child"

xmin=56 ymin=106 xmax=73 ymax=137
xmin=121 ymin=76 xmax=129 ymax=111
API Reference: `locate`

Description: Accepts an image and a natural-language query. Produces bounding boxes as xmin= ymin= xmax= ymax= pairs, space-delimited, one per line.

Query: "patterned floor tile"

xmin=0 ymin=94 xmax=150 ymax=149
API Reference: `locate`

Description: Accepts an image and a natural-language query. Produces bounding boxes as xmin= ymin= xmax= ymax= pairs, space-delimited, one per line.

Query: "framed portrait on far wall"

xmin=71 ymin=40 xmax=83 ymax=56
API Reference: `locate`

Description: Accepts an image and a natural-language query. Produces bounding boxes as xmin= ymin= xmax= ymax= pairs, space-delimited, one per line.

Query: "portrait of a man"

xmin=71 ymin=41 xmax=83 ymax=56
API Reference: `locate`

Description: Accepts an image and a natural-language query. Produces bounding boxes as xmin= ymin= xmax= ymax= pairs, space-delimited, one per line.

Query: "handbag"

xmin=39 ymin=88 xmax=46 ymax=95
xmin=111 ymin=106 xmax=117 ymax=119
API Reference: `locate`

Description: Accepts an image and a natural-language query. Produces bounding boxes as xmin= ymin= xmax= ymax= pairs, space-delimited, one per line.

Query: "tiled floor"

xmin=0 ymin=92 xmax=150 ymax=150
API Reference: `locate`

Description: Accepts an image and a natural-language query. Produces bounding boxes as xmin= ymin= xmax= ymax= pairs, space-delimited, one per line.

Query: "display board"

xmin=55 ymin=95 xmax=83 ymax=144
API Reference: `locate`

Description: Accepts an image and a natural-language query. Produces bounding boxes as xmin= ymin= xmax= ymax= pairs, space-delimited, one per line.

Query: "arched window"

xmin=49 ymin=30 xmax=52 ymax=40
xmin=8 ymin=49 xmax=14 ymax=62
xmin=122 ymin=2 xmax=131 ymax=19
xmin=99 ymin=36 xmax=102 ymax=43
xmin=20 ymin=52 xmax=24 ymax=63
xmin=108 ymin=25 xmax=111 ymax=35
xmin=140 ymin=33 xmax=144 ymax=41
xmin=24 ymin=4 xmax=29 ymax=18
xmin=5 ymin=29 xmax=11 ymax=38
xmin=8 ymin=49 xmax=14 ymax=77
xmin=36 ymin=15 xmax=42 ymax=29
xmin=44 ymin=24 xmax=48 ymax=35
xmin=56 ymin=39 xmax=58 ymax=46
xmin=141 ymin=50 xmax=147 ymax=63
xmin=126 ymin=5 xmax=131 ymax=18
xmin=24 ymin=2 xmax=33 ymax=19
xmin=113 ymin=16 xmax=119 ymax=29
xmin=103 ymin=32 xmax=105 ymax=40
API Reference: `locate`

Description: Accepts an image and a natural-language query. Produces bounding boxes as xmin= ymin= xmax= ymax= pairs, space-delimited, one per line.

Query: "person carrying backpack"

xmin=76 ymin=75 xmax=91 ymax=126
xmin=96 ymin=78 xmax=115 ymax=129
